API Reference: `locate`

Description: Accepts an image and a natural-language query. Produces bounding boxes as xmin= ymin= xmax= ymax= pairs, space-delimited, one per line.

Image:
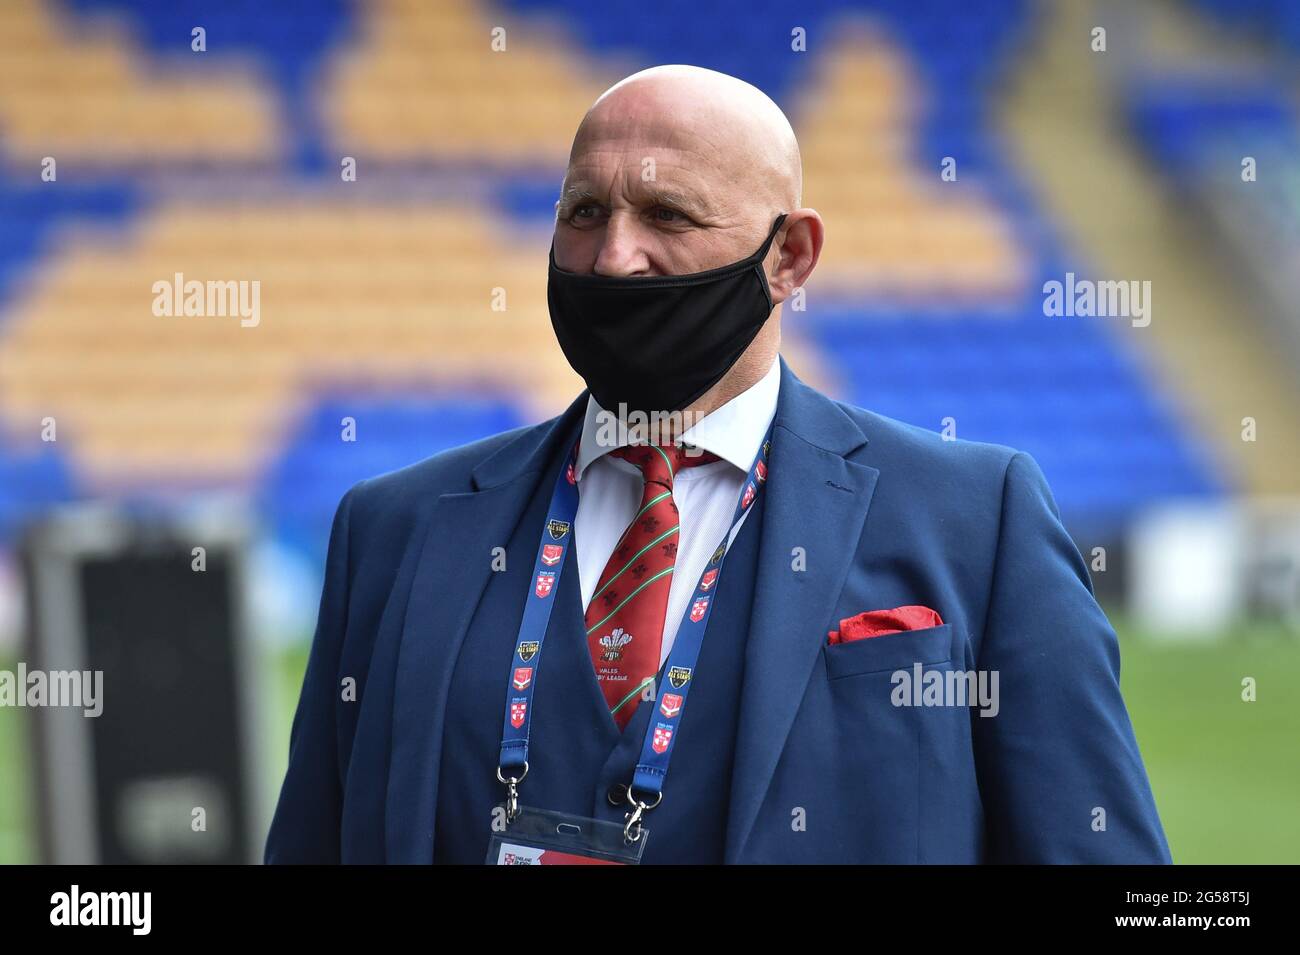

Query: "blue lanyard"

xmin=497 ymin=450 xmax=580 ymax=774
xmin=497 ymin=428 xmax=774 ymax=801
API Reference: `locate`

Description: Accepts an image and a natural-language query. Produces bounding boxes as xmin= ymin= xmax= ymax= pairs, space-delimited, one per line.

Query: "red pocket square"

xmin=827 ymin=605 xmax=944 ymax=644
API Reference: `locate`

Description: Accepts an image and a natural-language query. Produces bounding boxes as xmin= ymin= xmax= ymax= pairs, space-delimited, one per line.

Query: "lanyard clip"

xmin=622 ymin=786 xmax=663 ymax=844
xmin=496 ymin=762 xmax=529 ymax=824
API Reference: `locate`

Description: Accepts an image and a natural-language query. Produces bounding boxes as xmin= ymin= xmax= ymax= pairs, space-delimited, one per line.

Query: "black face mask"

xmin=548 ymin=213 xmax=788 ymax=415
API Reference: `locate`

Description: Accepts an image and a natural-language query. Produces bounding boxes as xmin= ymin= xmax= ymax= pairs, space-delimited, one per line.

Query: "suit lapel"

xmin=724 ymin=358 xmax=879 ymax=862
xmin=385 ymin=394 xmax=586 ymax=863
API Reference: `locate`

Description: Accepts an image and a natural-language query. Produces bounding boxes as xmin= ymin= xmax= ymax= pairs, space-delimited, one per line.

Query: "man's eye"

xmin=571 ymin=204 xmax=599 ymax=220
xmin=653 ymin=207 xmax=682 ymax=222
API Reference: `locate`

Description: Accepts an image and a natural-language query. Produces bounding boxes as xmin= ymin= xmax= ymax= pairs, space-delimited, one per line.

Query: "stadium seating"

xmin=0 ymin=0 xmax=1235 ymax=569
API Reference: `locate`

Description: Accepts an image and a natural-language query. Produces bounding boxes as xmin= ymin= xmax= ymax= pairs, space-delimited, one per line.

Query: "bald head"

xmin=554 ymin=65 xmax=804 ymax=279
xmin=587 ymin=66 xmax=801 ymax=210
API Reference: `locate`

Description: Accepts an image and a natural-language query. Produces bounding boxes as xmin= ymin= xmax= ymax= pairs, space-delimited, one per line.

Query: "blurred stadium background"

xmin=0 ymin=0 xmax=1297 ymax=863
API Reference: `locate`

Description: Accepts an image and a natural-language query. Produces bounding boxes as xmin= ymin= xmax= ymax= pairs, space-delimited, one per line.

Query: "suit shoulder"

xmin=831 ymin=401 xmax=1050 ymax=582
xmin=837 ymin=401 xmax=1023 ymax=487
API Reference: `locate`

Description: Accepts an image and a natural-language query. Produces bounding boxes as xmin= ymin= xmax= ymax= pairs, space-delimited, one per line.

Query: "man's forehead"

xmin=565 ymin=103 xmax=734 ymax=197
xmin=582 ymin=92 xmax=720 ymax=142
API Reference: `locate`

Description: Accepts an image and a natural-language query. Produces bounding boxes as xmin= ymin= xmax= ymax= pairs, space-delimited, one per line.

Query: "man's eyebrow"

xmin=555 ymin=183 xmax=710 ymax=218
xmin=556 ymin=184 xmax=598 ymax=212
xmin=645 ymin=187 xmax=709 ymax=217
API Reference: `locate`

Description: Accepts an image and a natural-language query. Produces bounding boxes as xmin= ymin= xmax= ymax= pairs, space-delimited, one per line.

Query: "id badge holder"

xmin=487 ymin=805 xmax=648 ymax=865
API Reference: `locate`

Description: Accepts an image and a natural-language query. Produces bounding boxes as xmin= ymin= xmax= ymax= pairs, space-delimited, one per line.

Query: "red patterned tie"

xmin=585 ymin=443 xmax=720 ymax=729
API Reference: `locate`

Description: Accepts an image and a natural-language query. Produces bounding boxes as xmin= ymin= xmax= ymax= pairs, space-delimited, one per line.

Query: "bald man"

xmin=266 ymin=66 xmax=1171 ymax=864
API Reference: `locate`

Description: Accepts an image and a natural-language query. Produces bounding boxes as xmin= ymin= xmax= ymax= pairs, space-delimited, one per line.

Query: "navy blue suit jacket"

xmin=265 ymin=357 xmax=1172 ymax=863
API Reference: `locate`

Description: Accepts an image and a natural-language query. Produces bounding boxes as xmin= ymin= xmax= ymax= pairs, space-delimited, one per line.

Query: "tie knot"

xmin=612 ymin=442 xmax=720 ymax=489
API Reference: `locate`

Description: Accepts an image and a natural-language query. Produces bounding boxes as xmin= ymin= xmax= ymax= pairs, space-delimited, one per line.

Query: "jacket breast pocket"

xmin=823 ymin=623 xmax=954 ymax=681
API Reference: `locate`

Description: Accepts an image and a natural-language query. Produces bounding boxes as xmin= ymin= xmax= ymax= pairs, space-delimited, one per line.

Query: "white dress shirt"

xmin=573 ymin=356 xmax=781 ymax=667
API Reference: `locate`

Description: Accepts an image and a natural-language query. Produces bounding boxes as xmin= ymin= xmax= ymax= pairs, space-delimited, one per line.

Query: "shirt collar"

xmin=574 ymin=355 xmax=781 ymax=480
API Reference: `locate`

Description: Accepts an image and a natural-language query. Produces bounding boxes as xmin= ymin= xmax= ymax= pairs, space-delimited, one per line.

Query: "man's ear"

xmin=767 ymin=209 xmax=823 ymax=305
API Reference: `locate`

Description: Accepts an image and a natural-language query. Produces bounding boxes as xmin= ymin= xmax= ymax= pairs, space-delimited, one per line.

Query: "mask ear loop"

xmin=758 ymin=213 xmax=789 ymax=258
xmin=753 ymin=213 xmax=790 ymax=309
